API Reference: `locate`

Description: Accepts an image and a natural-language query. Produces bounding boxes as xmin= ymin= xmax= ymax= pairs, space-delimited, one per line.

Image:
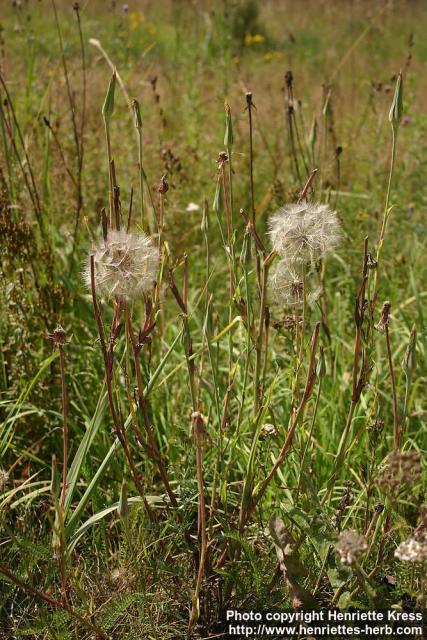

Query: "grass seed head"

xmin=85 ymin=229 xmax=159 ymax=301
xmin=268 ymin=202 xmax=341 ymax=262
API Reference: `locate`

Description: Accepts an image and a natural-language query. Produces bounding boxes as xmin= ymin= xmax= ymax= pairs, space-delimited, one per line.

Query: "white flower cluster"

xmin=335 ymin=530 xmax=368 ymax=565
xmin=395 ymin=533 xmax=427 ymax=563
xmin=85 ymin=229 xmax=159 ymax=301
xmin=268 ymin=202 xmax=341 ymax=308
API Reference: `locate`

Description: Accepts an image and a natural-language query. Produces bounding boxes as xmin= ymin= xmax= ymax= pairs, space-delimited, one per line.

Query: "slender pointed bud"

xmin=102 ymin=71 xmax=116 ymax=122
xmin=212 ymin=178 xmax=222 ymax=213
xmin=52 ymin=511 xmax=61 ymax=558
xmin=316 ymin=346 xmax=326 ymax=378
xmin=132 ymin=98 xmax=142 ymax=130
xmin=264 ymin=249 xmax=277 ymax=268
xmin=308 ymin=115 xmax=317 ymax=148
xmin=50 ymin=455 xmax=60 ymax=501
xmin=201 ymin=199 xmax=209 ymax=233
xmin=117 ymin=479 xmax=129 ymax=520
xmin=389 ymin=72 xmax=403 ymax=130
xmin=402 ymin=324 xmax=417 ymax=375
xmin=322 ymin=89 xmax=331 ymax=118
xmin=224 ymin=102 xmax=233 ymax=148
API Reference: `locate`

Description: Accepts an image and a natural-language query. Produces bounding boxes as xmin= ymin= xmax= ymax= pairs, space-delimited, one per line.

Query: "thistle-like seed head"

xmin=84 ymin=229 xmax=159 ymax=301
xmin=269 ymin=202 xmax=341 ymax=261
xmin=268 ymin=258 xmax=321 ymax=308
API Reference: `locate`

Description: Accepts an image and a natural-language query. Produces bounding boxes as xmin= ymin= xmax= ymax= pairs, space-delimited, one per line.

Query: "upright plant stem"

xmin=220 ymin=156 xmax=235 ymax=376
xmin=245 ymin=91 xmax=256 ymax=225
xmin=253 ymin=258 xmax=268 ymax=417
xmin=240 ymin=322 xmax=320 ymax=531
xmin=58 ymin=343 xmax=68 ymax=509
xmin=69 ymin=3 xmax=86 ymax=270
xmin=105 ymin=124 xmax=114 ymax=228
xmin=89 ymin=258 xmax=151 ymax=512
xmin=382 ymin=302 xmax=400 ymax=449
xmin=373 ymin=126 xmax=398 ymax=307
xmin=124 ymin=308 xmax=178 ymax=509
xmin=323 ymin=238 xmax=369 ymax=504
xmin=138 ymin=127 xmax=144 ymax=227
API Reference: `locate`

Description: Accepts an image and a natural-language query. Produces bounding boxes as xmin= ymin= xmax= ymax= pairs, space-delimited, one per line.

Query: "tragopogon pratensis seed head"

xmin=268 ymin=258 xmax=321 ymax=308
xmin=84 ymin=230 xmax=159 ymax=301
xmin=269 ymin=202 xmax=341 ymax=261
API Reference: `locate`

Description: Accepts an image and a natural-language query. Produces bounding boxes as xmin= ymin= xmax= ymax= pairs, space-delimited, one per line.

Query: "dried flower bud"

xmin=49 ymin=324 xmax=67 ymax=347
xmin=366 ymin=253 xmax=377 ymax=269
xmin=158 ymin=175 xmax=169 ymax=194
xmin=376 ymin=301 xmax=391 ymax=332
xmin=132 ymin=98 xmax=142 ymax=130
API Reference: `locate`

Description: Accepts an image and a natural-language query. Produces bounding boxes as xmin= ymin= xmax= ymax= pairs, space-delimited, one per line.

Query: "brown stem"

xmin=241 ymin=322 xmax=320 ymax=530
xmin=188 ymin=411 xmax=207 ymax=635
xmin=124 ymin=308 xmax=179 ymax=509
xmin=89 ymin=258 xmax=152 ymax=516
xmin=253 ymin=258 xmax=269 ymax=417
xmin=323 ymin=238 xmax=369 ymax=503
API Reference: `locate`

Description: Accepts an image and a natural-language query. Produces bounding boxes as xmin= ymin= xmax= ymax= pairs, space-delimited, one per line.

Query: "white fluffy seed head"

xmin=84 ymin=229 xmax=159 ymax=301
xmin=269 ymin=202 xmax=341 ymax=261
xmin=268 ymin=258 xmax=321 ymax=308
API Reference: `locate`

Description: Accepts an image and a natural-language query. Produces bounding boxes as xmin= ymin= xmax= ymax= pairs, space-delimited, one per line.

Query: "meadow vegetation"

xmin=0 ymin=1 xmax=426 ymax=637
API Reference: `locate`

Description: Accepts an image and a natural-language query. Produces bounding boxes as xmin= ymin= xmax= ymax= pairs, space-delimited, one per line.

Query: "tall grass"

xmin=0 ymin=1 xmax=426 ymax=637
